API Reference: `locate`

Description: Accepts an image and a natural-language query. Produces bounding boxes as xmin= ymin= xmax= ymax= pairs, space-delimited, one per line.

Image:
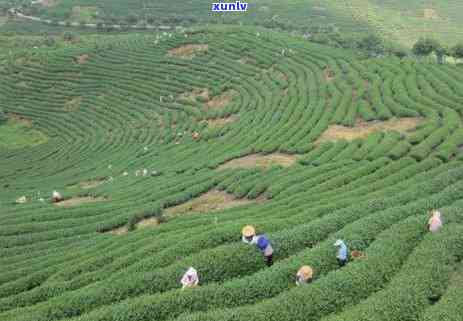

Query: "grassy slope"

xmin=346 ymin=0 xmax=463 ymax=46
xmin=0 ymin=120 xmax=48 ymax=149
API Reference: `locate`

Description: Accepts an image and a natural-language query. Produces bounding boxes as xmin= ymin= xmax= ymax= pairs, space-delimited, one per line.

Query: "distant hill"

xmin=4 ymin=0 xmax=463 ymax=47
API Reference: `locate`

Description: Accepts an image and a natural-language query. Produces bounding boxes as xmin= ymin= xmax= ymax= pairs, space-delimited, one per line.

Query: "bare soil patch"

xmin=207 ymin=115 xmax=238 ymax=127
xmin=135 ymin=217 xmax=160 ymax=229
xmin=274 ymin=69 xmax=288 ymax=82
xmin=76 ymin=54 xmax=89 ymax=64
xmin=351 ymin=250 xmax=366 ymax=259
xmin=423 ymin=8 xmax=439 ymax=19
xmin=217 ymin=153 xmax=298 ymax=170
xmin=106 ymin=217 xmax=159 ymax=235
xmin=108 ymin=226 xmax=128 ymax=235
xmin=238 ymin=57 xmax=257 ymax=65
xmin=66 ymin=179 xmax=104 ymax=190
xmin=54 ymin=196 xmax=108 ymax=207
xmin=168 ymin=44 xmax=208 ymax=59
xmin=206 ymin=90 xmax=237 ymax=110
xmin=7 ymin=113 xmax=32 ymax=127
xmin=324 ymin=68 xmax=335 ymax=82
xmin=64 ymin=97 xmax=81 ymax=112
xmin=179 ymin=88 xmax=210 ymax=102
xmin=78 ymin=178 xmax=106 ymax=189
xmin=315 ymin=117 xmax=423 ymax=144
xmin=14 ymin=58 xmax=27 ymax=66
xmin=165 ymin=190 xmax=262 ymax=217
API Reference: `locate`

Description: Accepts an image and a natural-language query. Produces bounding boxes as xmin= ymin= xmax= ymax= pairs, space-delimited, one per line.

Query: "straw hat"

xmin=242 ymin=225 xmax=256 ymax=237
xmin=297 ymin=265 xmax=313 ymax=280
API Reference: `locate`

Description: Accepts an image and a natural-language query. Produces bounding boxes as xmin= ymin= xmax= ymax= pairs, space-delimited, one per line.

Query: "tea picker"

xmin=427 ymin=209 xmax=443 ymax=233
xmin=296 ymin=265 xmax=313 ymax=285
xmin=15 ymin=196 xmax=27 ymax=204
xmin=334 ymin=239 xmax=348 ymax=267
xmin=52 ymin=190 xmax=63 ymax=203
xmin=181 ymin=267 xmax=199 ymax=289
xmin=241 ymin=225 xmax=274 ymax=267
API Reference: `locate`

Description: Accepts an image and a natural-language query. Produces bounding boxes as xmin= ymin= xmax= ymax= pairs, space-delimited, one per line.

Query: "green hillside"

xmin=1 ymin=25 xmax=463 ymax=321
xmin=345 ymin=0 xmax=463 ymax=46
xmin=4 ymin=0 xmax=463 ymax=46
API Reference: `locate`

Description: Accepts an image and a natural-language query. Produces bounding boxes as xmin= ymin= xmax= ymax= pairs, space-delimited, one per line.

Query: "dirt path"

xmin=315 ymin=117 xmax=423 ymax=144
xmin=217 ymin=153 xmax=299 ymax=170
xmin=164 ymin=190 xmax=264 ymax=217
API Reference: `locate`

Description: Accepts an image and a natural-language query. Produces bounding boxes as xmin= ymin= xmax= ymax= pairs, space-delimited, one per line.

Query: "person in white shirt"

xmin=428 ymin=210 xmax=443 ymax=233
xmin=334 ymin=239 xmax=348 ymax=267
xmin=181 ymin=267 xmax=199 ymax=289
xmin=52 ymin=191 xmax=62 ymax=203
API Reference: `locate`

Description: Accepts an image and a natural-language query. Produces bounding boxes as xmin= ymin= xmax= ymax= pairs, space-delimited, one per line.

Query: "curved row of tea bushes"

xmin=322 ymin=223 xmax=463 ymax=321
xmin=4 ymin=164 xmax=463 ymax=321
xmin=62 ymin=174 xmax=463 ymax=321
xmin=172 ymin=216 xmax=430 ymax=321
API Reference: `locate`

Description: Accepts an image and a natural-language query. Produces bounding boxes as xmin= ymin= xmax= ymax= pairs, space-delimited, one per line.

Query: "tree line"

xmin=412 ymin=38 xmax=463 ymax=64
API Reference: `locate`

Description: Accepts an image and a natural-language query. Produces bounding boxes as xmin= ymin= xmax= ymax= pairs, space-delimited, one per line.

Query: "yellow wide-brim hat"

xmin=242 ymin=225 xmax=256 ymax=237
xmin=298 ymin=265 xmax=313 ymax=279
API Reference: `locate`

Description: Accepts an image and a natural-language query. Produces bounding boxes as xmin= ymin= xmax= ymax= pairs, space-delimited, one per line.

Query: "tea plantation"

xmin=1 ymin=25 xmax=463 ymax=321
xmin=5 ymin=0 xmax=463 ymax=46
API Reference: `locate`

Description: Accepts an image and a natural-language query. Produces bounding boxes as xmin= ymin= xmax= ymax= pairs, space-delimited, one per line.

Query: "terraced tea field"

xmin=9 ymin=0 xmax=463 ymax=46
xmin=1 ymin=26 xmax=463 ymax=321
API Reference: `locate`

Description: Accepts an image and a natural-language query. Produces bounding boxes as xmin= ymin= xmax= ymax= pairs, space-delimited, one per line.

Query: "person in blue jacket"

xmin=242 ymin=225 xmax=274 ymax=266
xmin=334 ymin=239 xmax=348 ymax=267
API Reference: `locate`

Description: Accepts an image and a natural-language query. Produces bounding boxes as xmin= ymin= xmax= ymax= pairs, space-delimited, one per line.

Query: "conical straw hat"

xmin=242 ymin=225 xmax=255 ymax=237
xmin=298 ymin=265 xmax=313 ymax=279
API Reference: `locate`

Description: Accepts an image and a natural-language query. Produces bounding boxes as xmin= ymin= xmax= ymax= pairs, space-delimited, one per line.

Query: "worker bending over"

xmin=334 ymin=239 xmax=348 ymax=267
xmin=181 ymin=267 xmax=199 ymax=289
xmin=52 ymin=191 xmax=63 ymax=203
xmin=428 ymin=210 xmax=443 ymax=233
xmin=296 ymin=265 xmax=313 ymax=285
xmin=242 ymin=225 xmax=274 ymax=267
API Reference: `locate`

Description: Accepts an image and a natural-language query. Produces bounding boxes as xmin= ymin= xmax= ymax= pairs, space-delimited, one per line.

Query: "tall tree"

xmin=357 ymin=34 xmax=385 ymax=57
xmin=451 ymin=43 xmax=463 ymax=62
xmin=412 ymin=37 xmax=437 ymax=58
xmin=434 ymin=44 xmax=449 ymax=64
xmin=126 ymin=13 xmax=138 ymax=25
